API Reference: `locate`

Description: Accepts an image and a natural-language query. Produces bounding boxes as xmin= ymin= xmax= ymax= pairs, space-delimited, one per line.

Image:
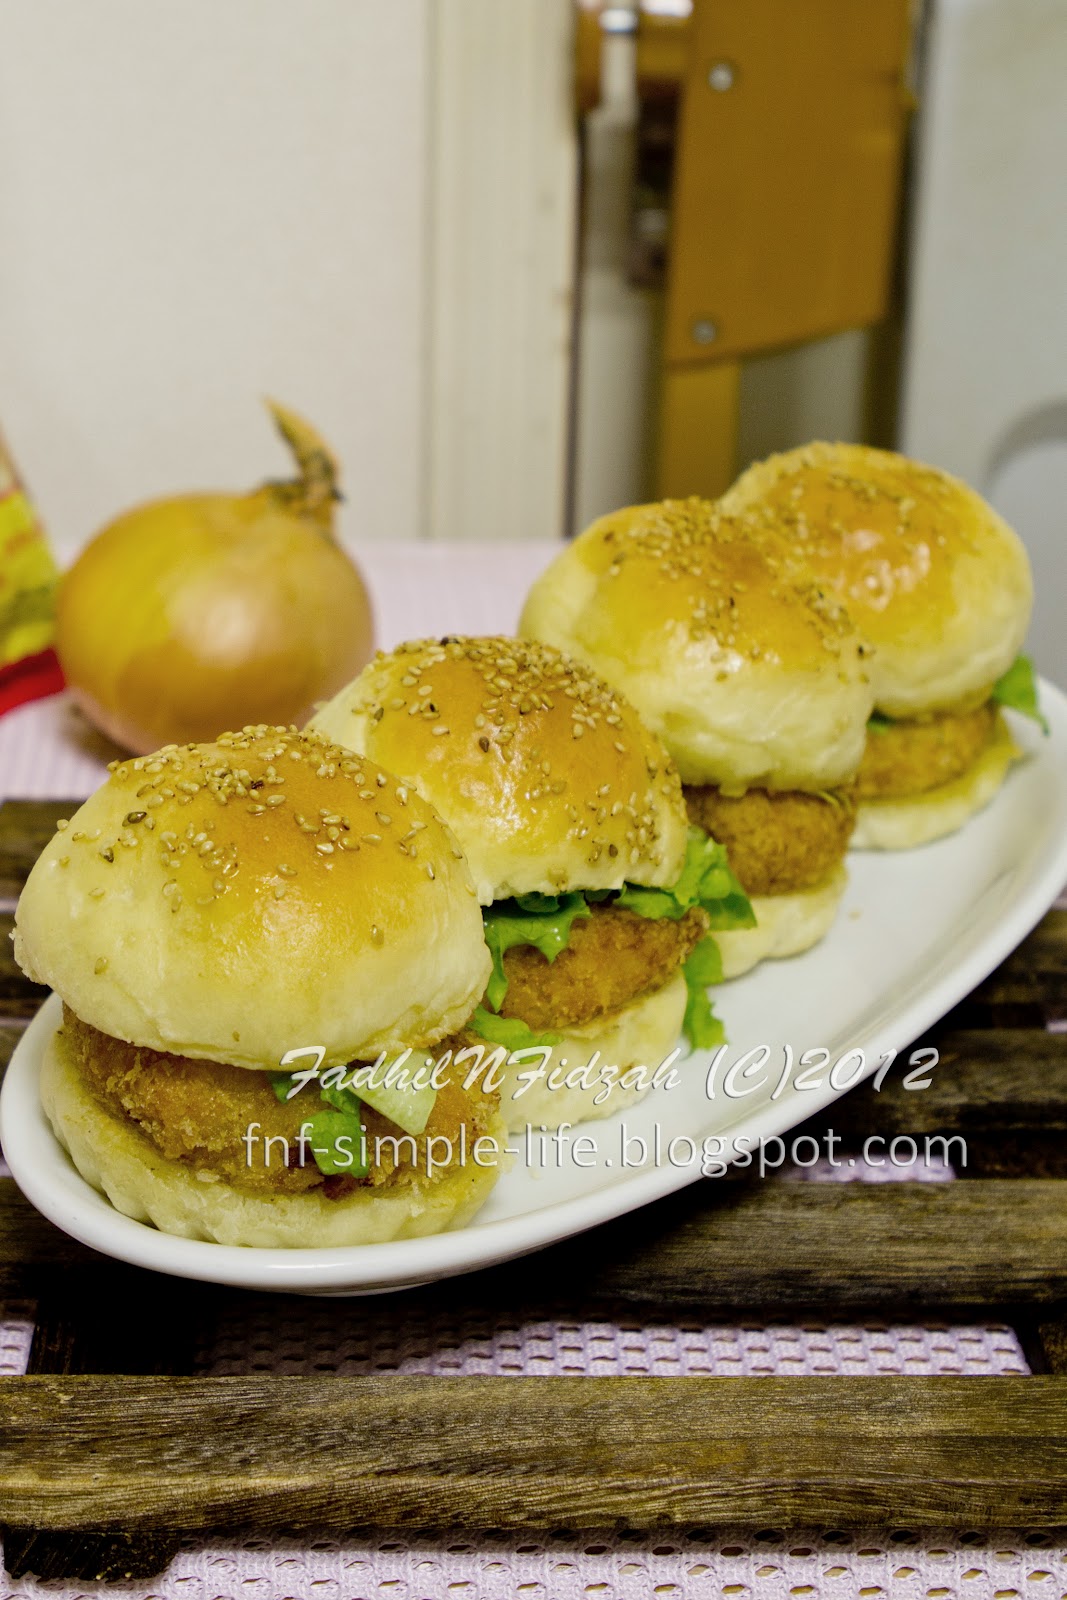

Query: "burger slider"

xmin=13 ymin=727 xmax=504 ymax=1247
xmin=519 ymin=500 xmax=873 ymax=977
xmin=722 ymin=442 xmax=1038 ymax=848
xmin=310 ymin=636 xmax=753 ymax=1129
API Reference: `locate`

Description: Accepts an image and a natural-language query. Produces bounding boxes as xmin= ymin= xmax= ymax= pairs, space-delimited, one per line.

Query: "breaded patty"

xmin=683 ymin=785 xmax=853 ymax=897
xmin=855 ymin=701 xmax=996 ymax=800
xmin=61 ymin=1005 xmax=498 ymax=1199
xmin=497 ymin=902 xmax=707 ymax=1031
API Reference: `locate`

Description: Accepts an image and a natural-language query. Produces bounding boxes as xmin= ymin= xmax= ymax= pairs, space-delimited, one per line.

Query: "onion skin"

xmin=56 ymin=404 xmax=374 ymax=754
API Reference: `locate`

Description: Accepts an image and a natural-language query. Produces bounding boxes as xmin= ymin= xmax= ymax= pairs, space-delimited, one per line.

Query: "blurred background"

xmin=1 ymin=0 xmax=1065 ymax=673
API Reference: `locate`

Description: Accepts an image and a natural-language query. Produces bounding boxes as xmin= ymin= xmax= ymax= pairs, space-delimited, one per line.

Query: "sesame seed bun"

xmin=851 ymin=712 xmax=1020 ymax=850
xmin=519 ymin=501 xmax=873 ymax=792
xmin=40 ymin=1023 xmax=507 ymax=1248
xmin=308 ymin=636 xmax=689 ymax=903
xmin=13 ymin=727 xmax=491 ymax=1070
xmin=721 ymin=443 xmax=1033 ymax=718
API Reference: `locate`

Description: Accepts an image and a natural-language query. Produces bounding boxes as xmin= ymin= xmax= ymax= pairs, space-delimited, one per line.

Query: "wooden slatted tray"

xmin=1 ymin=798 xmax=1066 ymax=1584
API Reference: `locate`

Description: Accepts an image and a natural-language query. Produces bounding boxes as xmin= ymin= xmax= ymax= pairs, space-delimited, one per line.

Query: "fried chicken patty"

xmin=61 ymin=1005 xmax=499 ymax=1199
xmin=496 ymin=902 xmax=708 ymax=1032
xmin=854 ymin=700 xmax=996 ymax=800
xmin=682 ymin=785 xmax=853 ymax=897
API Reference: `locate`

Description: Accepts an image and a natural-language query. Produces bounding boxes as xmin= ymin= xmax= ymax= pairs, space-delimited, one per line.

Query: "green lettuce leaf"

xmin=681 ymin=936 xmax=726 ymax=1051
xmin=615 ymin=827 xmax=755 ymax=931
xmin=866 ymin=710 xmax=895 ymax=734
xmin=302 ymin=1108 xmax=370 ymax=1177
xmin=469 ymin=1006 xmax=562 ymax=1052
xmin=269 ymin=1071 xmax=370 ymax=1176
xmin=477 ymin=826 xmax=751 ymax=1050
xmin=482 ymin=891 xmax=591 ymax=1011
xmin=993 ymin=654 xmax=1048 ymax=734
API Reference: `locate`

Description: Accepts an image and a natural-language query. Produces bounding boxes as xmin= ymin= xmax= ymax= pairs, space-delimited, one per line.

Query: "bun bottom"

xmin=715 ymin=866 xmax=848 ymax=980
xmin=851 ymin=713 xmax=1020 ymax=851
xmin=491 ymin=972 xmax=688 ymax=1131
xmin=42 ymin=1026 xmax=506 ymax=1249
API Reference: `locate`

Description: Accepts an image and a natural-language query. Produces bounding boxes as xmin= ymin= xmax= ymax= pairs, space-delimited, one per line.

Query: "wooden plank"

xmin=1 ymin=1529 xmax=180 ymax=1586
xmin=827 ymin=1029 xmax=1067 ymax=1138
xmin=944 ymin=912 xmax=1067 ymax=1025
xmin=0 ymin=799 xmax=71 ymax=902
xmin=3 ymin=1175 xmax=1067 ymax=1311
xmin=544 ymin=1178 xmax=1067 ymax=1312
xmin=0 ymin=1183 xmax=100 ymax=1288
xmin=655 ymin=360 xmax=740 ymax=500
xmin=0 ymin=913 xmax=48 ymax=1021
xmin=0 ymin=1019 xmax=27 ymax=1075
xmin=1036 ymin=1311 xmax=1067 ymax=1376
xmin=999 ymin=910 xmax=1067 ymax=973
xmin=1 ymin=1270 xmax=197 ymax=1581
xmin=663 ymin=0 xmax=911 ymax=365
xmin=1 ymin=1374 xmax=1066 ymax=1531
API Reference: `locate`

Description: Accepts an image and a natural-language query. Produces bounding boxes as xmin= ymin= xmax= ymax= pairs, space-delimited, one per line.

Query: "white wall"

xmin=901 ymin=0 xmax=1067 ymax=685
xmin=0 ymin=0 xmax=428 ymax=560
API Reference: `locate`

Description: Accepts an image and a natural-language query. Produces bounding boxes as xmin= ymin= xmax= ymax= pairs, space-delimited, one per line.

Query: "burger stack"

xmin=11 ymin=441 xmax=1042 ymax=1247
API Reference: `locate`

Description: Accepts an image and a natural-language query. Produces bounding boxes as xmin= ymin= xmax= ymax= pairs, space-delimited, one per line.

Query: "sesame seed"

xmin=55 ymin=818 xmax=69 ymax=832
xmin=88 ymin=886 xmax=105 ymax=899
xmin=94 ymin=958 xmax=108 ymax=975
xmin=371 ymin=925 xmax=384 ymax=945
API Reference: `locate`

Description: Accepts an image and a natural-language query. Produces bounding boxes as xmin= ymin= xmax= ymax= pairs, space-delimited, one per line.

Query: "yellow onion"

xmin=56 ymin=401 xmax=374 ymax=754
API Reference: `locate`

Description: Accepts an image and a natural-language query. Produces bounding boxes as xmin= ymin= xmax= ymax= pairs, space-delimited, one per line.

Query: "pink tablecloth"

xmin=0 ymin=543 xmax=1058 ymax=1600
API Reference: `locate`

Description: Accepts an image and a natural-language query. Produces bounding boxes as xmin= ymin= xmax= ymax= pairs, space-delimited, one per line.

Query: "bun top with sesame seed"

xmin=720 ymin=442 xmax=1033 ymax=717
xmin=308 ymin=636 xmax=689 ymax=903
xmin=518 ymin=500 xmax=874 ymax=792
xmin=13 ymin=727 xmax=491 ymax=1069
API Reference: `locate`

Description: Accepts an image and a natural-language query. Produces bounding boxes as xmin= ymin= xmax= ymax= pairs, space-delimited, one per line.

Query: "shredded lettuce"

xmin=993 ymin=654 xmax=1048 ymax=733
xmin=468 ymin=1006 xmax=562 ymax=1051
xmin=269 ymin=1073 xmax=369 ymax=1177
xmin=866 ymin=710 xmax=894 ymax=734
xmin=681 ymin=936 xmax=726 ymax=1051
xmin=482 ymin=892 xmax=591 ymax=1011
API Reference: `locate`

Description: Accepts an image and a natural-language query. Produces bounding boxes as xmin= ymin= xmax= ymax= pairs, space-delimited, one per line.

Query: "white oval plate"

xmin=4 ymin=684 xmax=1067 ymax=1296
